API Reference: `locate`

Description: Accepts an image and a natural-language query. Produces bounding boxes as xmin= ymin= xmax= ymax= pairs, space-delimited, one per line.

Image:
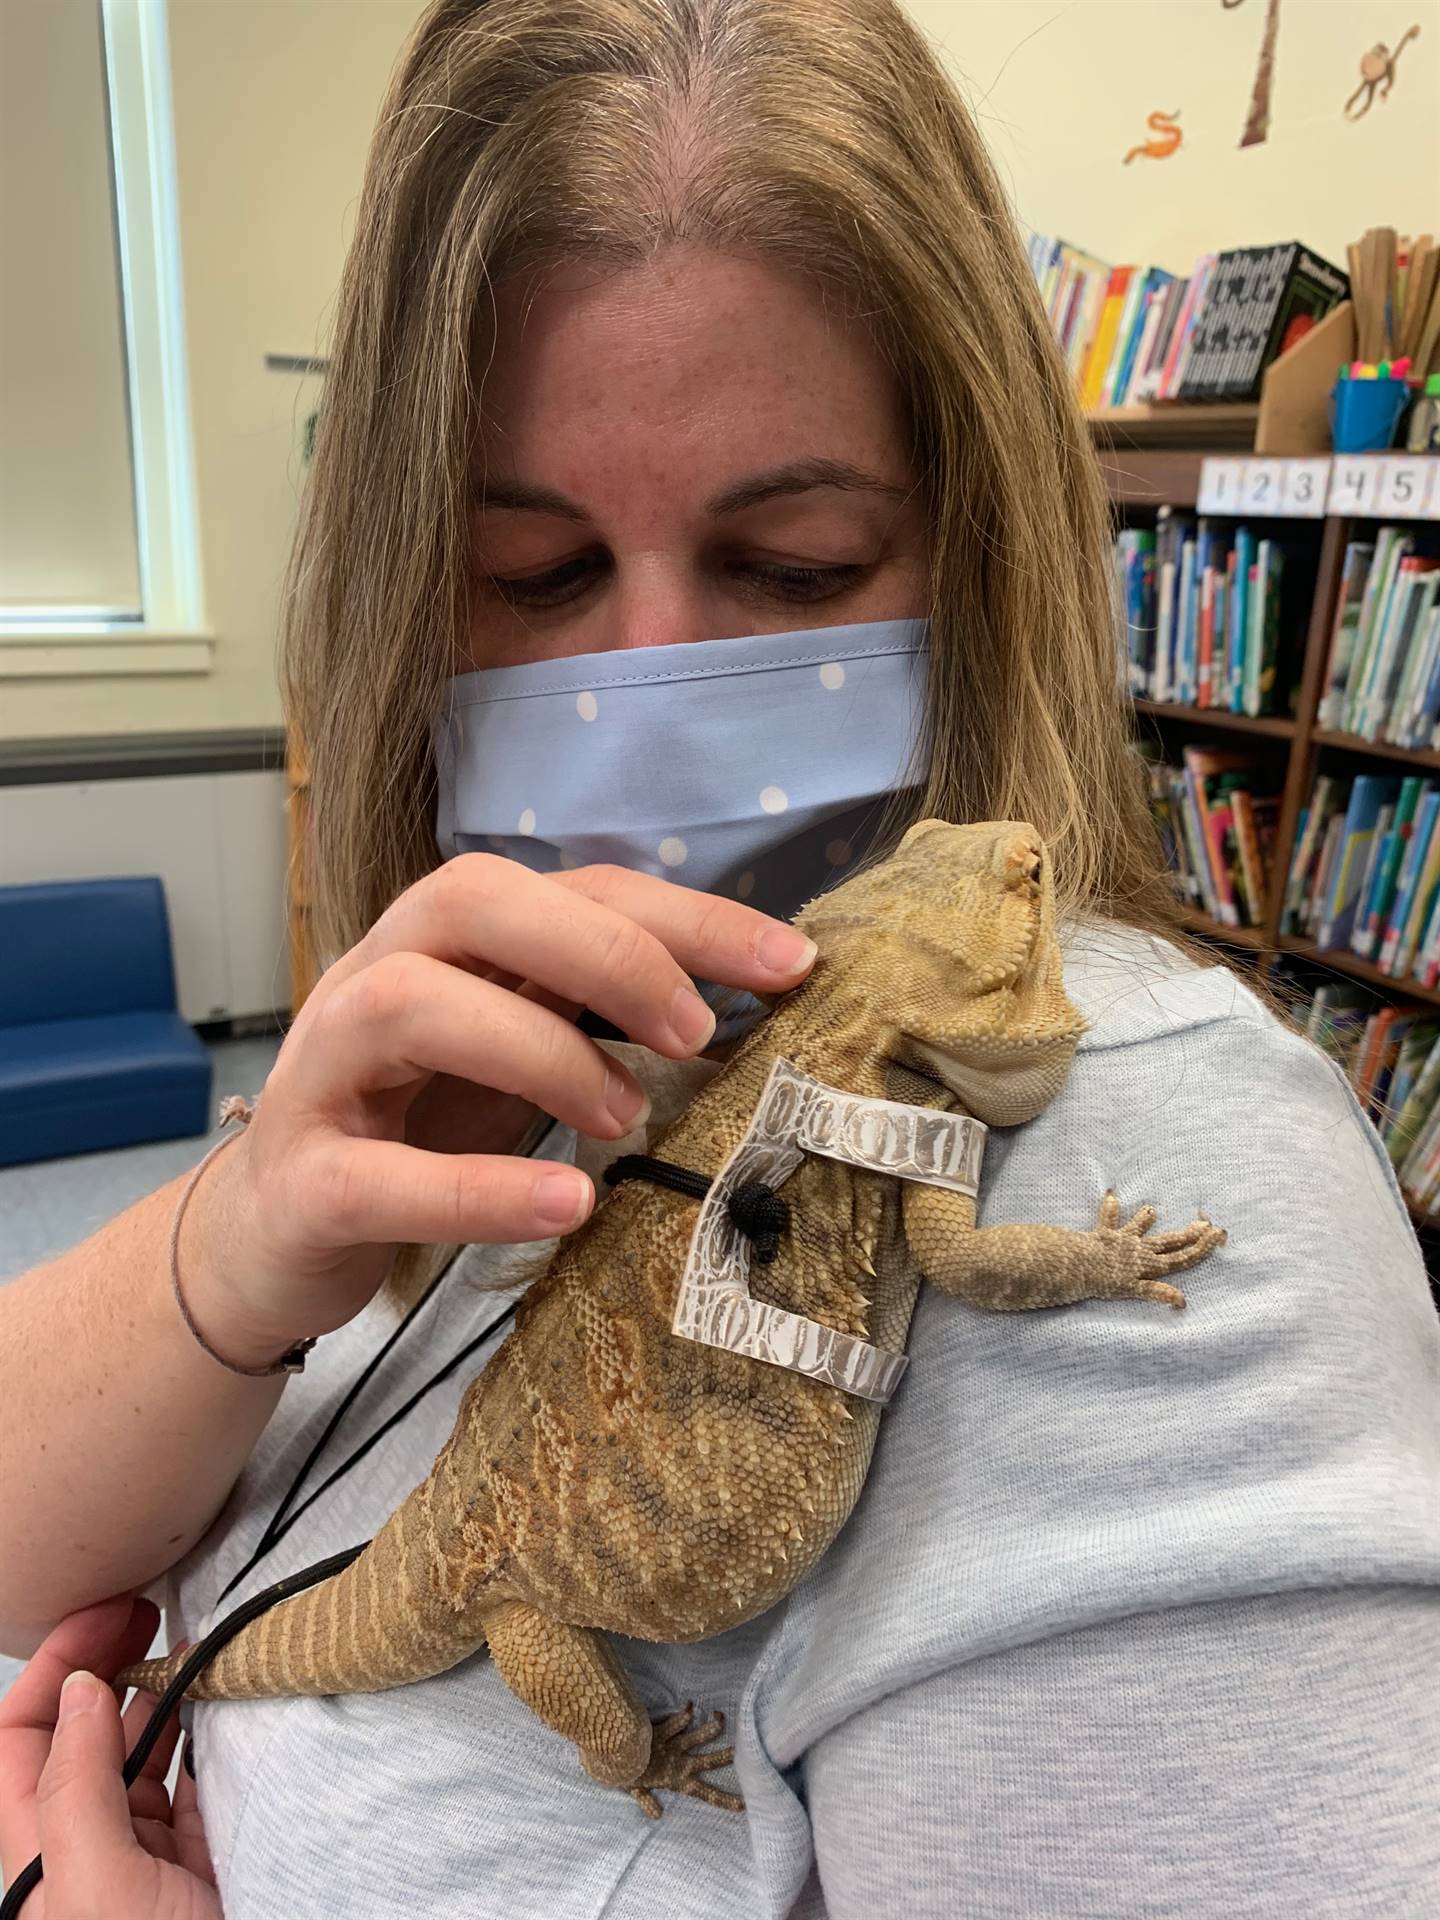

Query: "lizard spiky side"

xmin=123 ymin=821 xmax=1225 ymax=1816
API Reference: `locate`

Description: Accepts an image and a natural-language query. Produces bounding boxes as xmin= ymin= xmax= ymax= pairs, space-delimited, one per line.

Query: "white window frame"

xmin=1 ymin=0 xmax=208 ymax=679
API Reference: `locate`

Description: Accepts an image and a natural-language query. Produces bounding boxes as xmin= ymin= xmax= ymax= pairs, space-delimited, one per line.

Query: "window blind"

xmin=0 ymin=0 xmax=141 ymax=615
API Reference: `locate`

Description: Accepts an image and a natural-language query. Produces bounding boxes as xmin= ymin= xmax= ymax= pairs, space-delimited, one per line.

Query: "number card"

xmin=1279 ymin=458 xmax=1329 ymax=518
xmin=1327 ymin=455 xmax=1384 ymax=517
xmin=1376 ymin=456 xmax=1432 ymax=519
xmin=1197 ymin=458 xmax=1243 ymax=514
xmin=1242 ymin=459 xmax=1285 ymax=514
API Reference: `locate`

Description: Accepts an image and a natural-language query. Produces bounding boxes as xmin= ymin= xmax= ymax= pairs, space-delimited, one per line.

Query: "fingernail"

xmin=183 ymin=1734 xmax=197 ymax=1780
xmin=59 ymin=1670 xmax=100 ymax=1720
xmin=604 ymin=1068 xmax=651 ymax=1132
xmin=533 ymin=1169 xmax=593 ymax=1229
xmin=756 ymin=928 xmax=817 ymax=977
xmin=669 ymin=988 xmax=717 ymax=1051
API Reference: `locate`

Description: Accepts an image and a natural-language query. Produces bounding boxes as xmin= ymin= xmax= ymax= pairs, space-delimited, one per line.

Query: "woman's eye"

xmin=739 ymin=562 xmax=866 ymax=602
xmin=486 ymin=554 xmax=866 ymax=609
xmin=488 ymin=554 xmax=605 ymax=607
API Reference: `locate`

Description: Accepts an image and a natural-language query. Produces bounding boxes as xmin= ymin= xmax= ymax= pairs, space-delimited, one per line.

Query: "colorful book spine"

xmin=1355 ymin=775 xmax=1425 ymax=960
xmin=1381 ymin=789 xmax=1440 ymax=975
xmin=1348 ymin=802 xmax=1396 ymax=959
xmin=1318 ymin=774 xmax=1395 ymax=950
xmin=1245 ymin=539 xmax=1282 ymax=718
xmin=1397 ymin=819 xmax=1440 ymax=981
xmin=1318 ymin=542 xmax=1375 ymax=730
xmin=1080 ymin=265 xmax=1135 ymax=411
xmin=1228 ymin=529 xmax=1252 ymax=712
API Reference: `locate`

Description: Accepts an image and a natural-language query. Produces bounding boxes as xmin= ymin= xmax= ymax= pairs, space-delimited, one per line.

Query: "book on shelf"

xmin=1142 ymin=744 xmax=1277 ymax=928
xmin=1028 ymin=235 xmax=1348 ymax=409
xmin=1316 ymin=774 xmax=1392 ymax=950
xmin=1316 ymin=526 xmax=1440 ymax=744
xmin=1298 ymin=981 xmax=1440 ymax=1212
xmin=1284 ymin=769 xmax=1440 ymax=984
xmin=1117 ymin=517 xmax=1289 ymax=715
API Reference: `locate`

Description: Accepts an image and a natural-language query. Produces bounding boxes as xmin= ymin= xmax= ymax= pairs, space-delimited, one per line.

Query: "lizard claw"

xmin=627 ymin=1702 xmax=744 ymax=1818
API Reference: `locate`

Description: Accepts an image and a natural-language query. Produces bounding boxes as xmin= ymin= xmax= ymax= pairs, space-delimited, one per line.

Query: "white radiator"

xmin=0 ymin=770 xmax=290 ymax=1024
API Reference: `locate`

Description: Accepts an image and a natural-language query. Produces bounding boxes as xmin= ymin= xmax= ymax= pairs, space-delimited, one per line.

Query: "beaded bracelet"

xmin=168 ymin=1094 xmax=316 ymax=1378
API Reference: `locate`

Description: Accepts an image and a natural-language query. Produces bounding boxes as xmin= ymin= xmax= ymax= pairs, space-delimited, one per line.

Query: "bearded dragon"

xmin=123 ymin=820 xmax=1226 ymax=1815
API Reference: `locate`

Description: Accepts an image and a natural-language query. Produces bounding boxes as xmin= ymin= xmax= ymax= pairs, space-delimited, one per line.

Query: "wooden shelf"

xmin=1274 ymin=935 xmax=1440 ymax=1008
xmin=1311 ymin=730 xmax=1440 ymax=773
xmin=1096 ymin=448 xmax=1205 ymax=509
xmin=1085 ymin=301 xmax=1355 ymax=456
xmin=1088 ymin=403 xmax=1259 ymax=451
xmin=1178 ymin=908 xmax=1269 ymax=950
xmin=1133 ymin=698 xmax=1294 ymax=740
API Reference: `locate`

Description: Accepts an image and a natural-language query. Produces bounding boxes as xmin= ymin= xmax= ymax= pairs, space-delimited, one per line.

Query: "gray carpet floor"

xmin=0 ymin=1031 xmax=283 ymax=1715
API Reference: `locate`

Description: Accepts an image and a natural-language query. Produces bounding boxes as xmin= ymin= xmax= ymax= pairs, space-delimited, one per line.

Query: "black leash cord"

xmin=0 ymin=1545 xmax=366 ymax=1920
xmin=217 ymin=1248 xmax=494 ymax=1604
xmin=215 ymin=1109 xmax=557 ymax=1604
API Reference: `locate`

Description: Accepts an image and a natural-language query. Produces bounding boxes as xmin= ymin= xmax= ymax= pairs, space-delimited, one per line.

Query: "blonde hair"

xmin=279 ymin=0 xmax=1186 ymax=1302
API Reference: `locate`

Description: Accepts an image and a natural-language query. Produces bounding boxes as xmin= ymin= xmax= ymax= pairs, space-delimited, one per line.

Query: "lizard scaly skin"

xmin=122 ymin=821 xmax=1225 ymax=1815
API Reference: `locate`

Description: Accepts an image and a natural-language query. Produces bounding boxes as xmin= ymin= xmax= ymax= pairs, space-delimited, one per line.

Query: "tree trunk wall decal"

xmin=1225 ymin=0 xmax=1282 ymax=150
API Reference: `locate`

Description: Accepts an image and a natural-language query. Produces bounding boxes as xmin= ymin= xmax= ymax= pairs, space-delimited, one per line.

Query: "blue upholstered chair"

xmin=0 ymin=877 xmax=213 ymax=1166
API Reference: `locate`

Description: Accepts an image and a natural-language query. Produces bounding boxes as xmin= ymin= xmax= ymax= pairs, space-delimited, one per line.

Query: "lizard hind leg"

xmin=482 ymin=1600 xmax=743 ymax=1818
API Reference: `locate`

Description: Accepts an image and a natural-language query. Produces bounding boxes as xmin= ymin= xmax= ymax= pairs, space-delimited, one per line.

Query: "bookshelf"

xmin=1101 ymin=437 xmax=1440 ymax=1249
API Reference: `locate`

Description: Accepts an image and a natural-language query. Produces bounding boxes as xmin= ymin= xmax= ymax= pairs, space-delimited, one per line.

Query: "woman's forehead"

xmin=475 ymin=246 xmax=910 ymax=485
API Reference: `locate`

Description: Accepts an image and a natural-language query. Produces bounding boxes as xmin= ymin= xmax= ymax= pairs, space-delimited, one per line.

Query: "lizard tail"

xmin=120 ymin=1467 xmax=495 ymax=1701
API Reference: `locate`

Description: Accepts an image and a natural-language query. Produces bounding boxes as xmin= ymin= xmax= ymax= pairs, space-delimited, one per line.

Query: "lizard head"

xmin=793 ymin=819 xmax=1086 ymax=1125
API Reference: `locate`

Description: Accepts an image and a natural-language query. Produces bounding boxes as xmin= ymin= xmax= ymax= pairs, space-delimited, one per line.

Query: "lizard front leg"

xmin=903 ymin=1185 xmax=1225 ymax=1313
xmin=482 ymin=1599 xmax=743 ymax=1818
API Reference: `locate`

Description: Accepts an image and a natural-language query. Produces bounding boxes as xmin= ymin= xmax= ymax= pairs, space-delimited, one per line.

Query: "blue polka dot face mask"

xmin=431 ymin=618 xmax=930 ymax=922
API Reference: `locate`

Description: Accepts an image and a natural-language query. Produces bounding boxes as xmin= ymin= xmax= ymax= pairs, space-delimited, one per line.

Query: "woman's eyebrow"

xmin=472 ymin=458 xmax=907 ymax=520
xmin=706 ymin=459 xmax=909 ymax=515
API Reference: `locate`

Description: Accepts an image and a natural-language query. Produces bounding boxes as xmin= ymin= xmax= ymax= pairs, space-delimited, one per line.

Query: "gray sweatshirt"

xmin=160 ymin=927 xmax=1440 ymax=1917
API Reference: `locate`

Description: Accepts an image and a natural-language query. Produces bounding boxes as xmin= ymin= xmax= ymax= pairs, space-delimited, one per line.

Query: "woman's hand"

xmin=0 ymin=1596 xmax=218 ymax=1919
xmin=186 ymin=856 xmax=818 ymax=1367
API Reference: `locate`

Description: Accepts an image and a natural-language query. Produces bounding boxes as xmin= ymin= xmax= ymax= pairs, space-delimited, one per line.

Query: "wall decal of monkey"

xmin=1123 ymin=110 xmax=1183 ymax=164
xmin=1345 ymin=26 xmax=1421 ymax=120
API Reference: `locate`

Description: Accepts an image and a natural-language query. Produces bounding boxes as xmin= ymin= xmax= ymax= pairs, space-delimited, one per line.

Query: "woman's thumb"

xmin=34 ymin=1671 xmax=138 ymax=1898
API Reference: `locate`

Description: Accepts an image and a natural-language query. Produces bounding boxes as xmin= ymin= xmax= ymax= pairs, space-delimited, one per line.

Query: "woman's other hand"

xmin=0 ymin=1595 xmax=218 ymax=1919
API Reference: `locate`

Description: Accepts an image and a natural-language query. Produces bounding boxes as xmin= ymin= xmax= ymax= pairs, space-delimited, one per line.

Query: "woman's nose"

xmin=589 ymin=557 xmax=712 ymax=653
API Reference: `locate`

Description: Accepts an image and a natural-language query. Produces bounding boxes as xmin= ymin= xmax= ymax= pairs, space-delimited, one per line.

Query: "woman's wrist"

xmin=170 ymin=1124 xmax=318 ymax=1375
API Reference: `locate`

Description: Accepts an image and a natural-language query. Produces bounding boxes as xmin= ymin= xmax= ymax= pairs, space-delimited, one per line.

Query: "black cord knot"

xmin=726 ymin=1181 xmax=790 ymax=1264
xmin=604 ymin=1154 xmax=791 ymax=1263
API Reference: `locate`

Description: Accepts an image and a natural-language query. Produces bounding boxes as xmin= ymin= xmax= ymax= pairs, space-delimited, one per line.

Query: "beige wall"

xmin=907 ymin=0 xmax=1440 ymax=271
xmin=6 ymin=0 xmax=1437 ymax=743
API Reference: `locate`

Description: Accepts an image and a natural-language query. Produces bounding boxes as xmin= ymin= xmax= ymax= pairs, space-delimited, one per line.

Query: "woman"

xmin=2 ymin=1 xmax=1436 ymax=1914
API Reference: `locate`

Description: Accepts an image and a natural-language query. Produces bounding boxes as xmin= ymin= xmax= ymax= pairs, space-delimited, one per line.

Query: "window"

xmin=0 ymin=0 xmax=204 ymax=673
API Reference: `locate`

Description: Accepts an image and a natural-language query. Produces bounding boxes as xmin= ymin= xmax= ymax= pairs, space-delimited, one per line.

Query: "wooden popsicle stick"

xmin=1350 ymin=238 xmax=1367 ymax=364
xmin=1416 ymin=278 xmax=1440 ymax=378
xmin=1410 ymin=246 xmax=1440 ymax=363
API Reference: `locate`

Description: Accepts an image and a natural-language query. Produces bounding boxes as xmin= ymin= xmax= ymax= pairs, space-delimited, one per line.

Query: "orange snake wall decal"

xmin=1123 ymin=110 xmax=1184 ymax=164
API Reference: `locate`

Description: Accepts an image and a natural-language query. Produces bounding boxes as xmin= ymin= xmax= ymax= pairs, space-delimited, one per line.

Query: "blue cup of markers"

xmin=1331 ymin=376 xmax=1408 ymax=453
